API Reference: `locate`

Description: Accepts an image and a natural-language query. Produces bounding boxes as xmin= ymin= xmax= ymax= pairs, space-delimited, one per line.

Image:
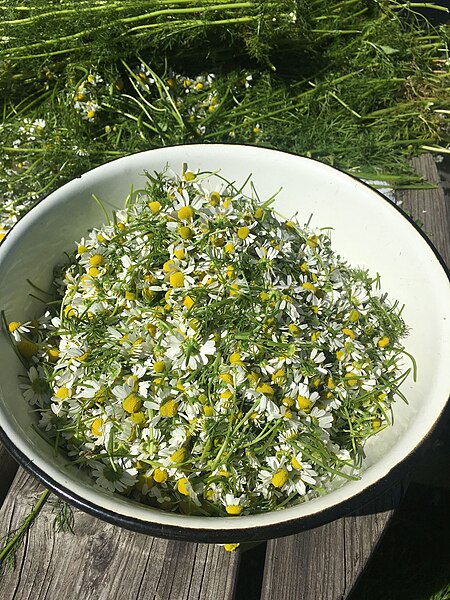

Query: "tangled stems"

xmin=0 ymin=1 xmax=449 ymax=237
xmin=1 ymin=0 xmax=297 ymax=67
xmin=7 ymin=168 xmax=411 ymax=517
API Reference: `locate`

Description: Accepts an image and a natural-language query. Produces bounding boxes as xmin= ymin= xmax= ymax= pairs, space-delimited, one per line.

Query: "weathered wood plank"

xmin=261 ymin=154 xmax=450 ymax=600
xmin=397 ymin=154 xmax=450 ymax=266
xmin=0 ymin=469 xmax=240 ymax=600
xmin=261 ymin=482 xmax=406 ymax=600
xmin=0 ymin=443 xmax=19 ymax=507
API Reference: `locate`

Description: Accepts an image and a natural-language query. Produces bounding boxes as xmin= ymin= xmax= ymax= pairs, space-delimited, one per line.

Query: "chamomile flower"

xmin=91 ymin=461 xmax=137 ymax=493
xmin=20 ymin=365 xmax=50 ymax=407
xmin=8 ymin=320 xmax=32 ymax=342
xmin=15 ymin=166 xmax=410 ymax=518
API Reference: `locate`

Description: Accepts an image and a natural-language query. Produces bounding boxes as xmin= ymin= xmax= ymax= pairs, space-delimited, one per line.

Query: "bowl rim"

xmin=0 ymin=143 xmax=449 ymax=543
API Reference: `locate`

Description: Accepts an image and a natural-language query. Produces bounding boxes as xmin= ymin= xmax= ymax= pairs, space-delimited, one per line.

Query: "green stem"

xmin=0 ymin=488 xmax=50 ymax=566
xmin=4 ymin=2 xmax=260 ymax=55
xmin=1 ymin=0 xmax=249 ymax=24
xmin=121 ymin=2 xmax=256 ymax=27
xmin=394 ymin=2 xmax=449 ymax=12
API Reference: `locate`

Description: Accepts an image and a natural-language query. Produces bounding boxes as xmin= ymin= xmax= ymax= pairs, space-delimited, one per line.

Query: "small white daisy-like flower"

xmin=20 ymin=365 xmax=50 ymax=407
xmin=7 ymin=320 xmax=32 ymax=342
xmin=91 ymin=461 xmax=137 ymax=493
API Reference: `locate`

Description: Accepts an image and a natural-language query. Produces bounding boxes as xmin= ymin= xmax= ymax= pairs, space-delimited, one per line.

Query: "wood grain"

xmin=0 ymin=444 xmax=18 ymax=507
xmin=397 ymin=154 xmax=450 ymax=266
xmin=261 ymin=483 xmax=407 ymax=600
xmin=261 ymin=154 xmax=450 ymax=600
xmin=0 ymin=469 xmax=240 ymax=600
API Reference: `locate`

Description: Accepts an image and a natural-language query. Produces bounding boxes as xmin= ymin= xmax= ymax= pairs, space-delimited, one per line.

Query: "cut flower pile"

xmin=10 ymin=167 xmax=410 ymax=516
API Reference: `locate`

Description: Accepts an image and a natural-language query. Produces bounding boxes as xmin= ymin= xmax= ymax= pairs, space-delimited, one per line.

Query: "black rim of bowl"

xmin=0 ymin=143 xmax=449 ymax=543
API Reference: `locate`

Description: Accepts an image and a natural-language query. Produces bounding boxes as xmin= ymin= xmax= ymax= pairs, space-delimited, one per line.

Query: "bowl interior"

xmin=0 ymin=144 xmax=449 ymax=541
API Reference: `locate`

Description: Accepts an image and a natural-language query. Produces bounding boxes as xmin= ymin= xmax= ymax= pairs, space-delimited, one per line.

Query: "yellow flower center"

xmin=64 ymin=305 xmax=76 ymax=318
xmin=349 ymin=309 xmax=360 ymax=322
xmin=203 ymin=405 xmax=214 ymax=416
xmin=237 ymin=226 xmax=250 ymax=240
xmin=254 ymin=207 xmax=264 ymax=220
xmin=146 ymin=323 xmax=157 ymax=336
xmin=132 ymin=411 xmax=147 ymax=426
xmin=183 ymin=295 xmax=195 ymax=309
xmin=177 ymin=477 xmax=190 ymax=496
xmin=148 ymin=201 xmax=161 ymax=214
xmin=336 ymin=350 xmax=345 ymax=361
xmin=88 ymin=267 xmax=100 ymax=277
xmin=55 ymin=386 xmax=70 ymax=399
xmin=291 ymin=456 xmax=303 ymax=470
xmin=271 ymin=468 xmax=289 ymax=488
xmin=256 ymin=383 xmax=274 ymax=396
xmin=160 ymin=399 xmax=178 ymax=417
xmin=209 ymin=191 xmax=221 ymax=206
xmin=17 ymin=339 xmax=38 ymax=358
xmin=219 ymin=373 xmax=233 ymax=385
xmin=169 ymin=271 xmax=185 ymax=288
xmin=345 ymin=372 xmax=359 ymax=387
xmin=122 ymin=393 xmax=142 ymax=414
xmin=163 ymin=259 xmax=177 ymax=273
xmin=226 ymin=505 xmax=243 ymax=516
xmin=153 ymin=468 xmax=168 ymax=483
xmin=8 ymin=321 xmax=21 ymax=333
xmin=378 ymin=336 xmax=390 ymax=348
xmin=288 ymin=323 xmax=300 ymax=336
xmin=170 ymin=447 xmax=187 ymax=463
xmin=178 ymin=205 xmax=194 ymax=221
xmin=311 ymin=331 xmax=320 ymax=342
xmin=89 ymin=254 xmax=104 ymax=267
xmin=342 ymin=327 xmax=355 ymax=339
xmin=307 ymin=235 xmax=318 ymax=248
xmin=174 ymin=247 xmax=185 ymax=260
xmin=297 ymin=395 xmax=311 ymax=410
xmin=282 ymin=396 xmax=294 ymax=407
xmin=91 ymin=417 xmax=103 ymax=437
xmin=229 ymin=351 xmax=242 ymax=365
xmin=153 ymin=360 xmax=166 ymax=373
xmin=47 ymin=347 xmax=59 ymax=362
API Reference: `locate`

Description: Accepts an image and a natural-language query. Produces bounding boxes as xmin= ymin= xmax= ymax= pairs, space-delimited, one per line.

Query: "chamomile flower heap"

xmin=11 ymin=168 xmax=410 ymax=516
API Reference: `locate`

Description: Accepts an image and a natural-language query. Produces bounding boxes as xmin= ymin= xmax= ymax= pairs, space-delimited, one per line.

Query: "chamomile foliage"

xmin=9 ymin=168 xmax=410 ymax=516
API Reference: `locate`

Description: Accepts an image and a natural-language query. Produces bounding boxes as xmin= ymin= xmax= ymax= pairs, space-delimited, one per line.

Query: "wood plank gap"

xmin=0 ymin=444 xmax=19 ymax=507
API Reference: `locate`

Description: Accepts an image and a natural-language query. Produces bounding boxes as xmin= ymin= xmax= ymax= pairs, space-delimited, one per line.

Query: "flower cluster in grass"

xmin=1 ymin=2 xmax=450 ymax=240
xmin=7 ymin=168 xmax=410 ymax=516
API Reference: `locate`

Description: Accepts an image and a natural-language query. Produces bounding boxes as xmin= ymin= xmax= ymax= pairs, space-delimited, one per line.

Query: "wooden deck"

xmin=0 ymin=154 xmax=448 ymax=600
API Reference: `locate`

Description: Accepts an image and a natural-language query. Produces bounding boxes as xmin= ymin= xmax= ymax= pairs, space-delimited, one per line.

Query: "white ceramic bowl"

xmin=0 ymin=145 xmax=449 ymax=543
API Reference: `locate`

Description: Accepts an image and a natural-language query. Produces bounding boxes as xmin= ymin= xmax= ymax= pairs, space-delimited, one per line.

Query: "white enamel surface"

xmin=0 ymin=145 xmax=449 ymax=535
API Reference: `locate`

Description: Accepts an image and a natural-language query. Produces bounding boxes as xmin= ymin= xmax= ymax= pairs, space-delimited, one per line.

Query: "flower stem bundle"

xmin=0 ymin=1 xmax=449 ymax=238
xmin=7 ymin=169 xmax=410 ymax=516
